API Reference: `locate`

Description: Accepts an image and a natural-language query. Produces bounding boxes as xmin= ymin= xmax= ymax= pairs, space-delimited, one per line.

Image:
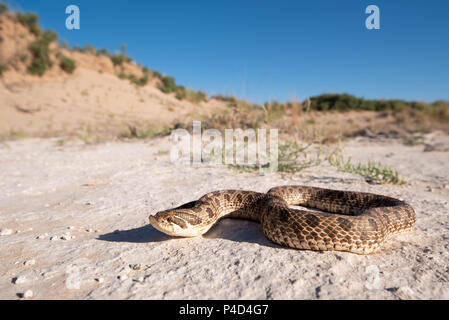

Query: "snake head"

xmin=149 ymin=210 xmax=206 ymax=237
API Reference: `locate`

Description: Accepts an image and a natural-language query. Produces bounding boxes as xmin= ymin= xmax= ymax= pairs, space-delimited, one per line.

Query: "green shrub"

xmin=158 ymin=76 xmax=179 ymax=93
xmin=0 ymin=2 xmax=8 ymax=14
xmin=84 ymin=44 xmax=97 ymax=54
xmin=42 ymin=30 xmax=58 ymax=43
xmin=96 ymin=48 xmax=110 ymax=56
xmin=0 ymin=64 xmax=9 ymax=76
xmin=329 ymin=155 xmax=405 ymax=185
xmin=118 ymin=72 xmax=149 ymax=86
xmin=16 ymin=12 xmax=41 ymax=36
xmin=59 ymin=56 xmax=76 ymax=73
xmin=212 ymin=95 xmax=238 ymax=105
xmin=27 ymin=30 xmax=59 ymax=76
xmin=111 ymin=54 xmax=132 ymax=66
xmin=307 ymin=93 xmax=448 ymax=114
xmin=132 ymin=74 xmax=149 ymax=86
xmin=152 ymin=70 xmax=162 ymax=79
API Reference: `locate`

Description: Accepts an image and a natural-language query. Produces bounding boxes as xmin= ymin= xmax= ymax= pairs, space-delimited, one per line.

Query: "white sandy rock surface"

xmin=0 ymin=134 xmax=449 ymax=300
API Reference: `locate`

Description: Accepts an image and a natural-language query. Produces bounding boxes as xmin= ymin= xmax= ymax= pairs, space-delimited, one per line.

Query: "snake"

xmin=148 ymin=186 xmax=416 ymax=254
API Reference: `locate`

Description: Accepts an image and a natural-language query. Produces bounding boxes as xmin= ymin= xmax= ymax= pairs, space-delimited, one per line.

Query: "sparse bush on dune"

xmin=59 ymin=55 xmax=76 ymax=74
xmin=0 ymin=2 xmax=8 ymax=14
xmin=308 ymin=93 xmax=447 ymax=114
xmin=212 ymin=94 xmax=238 ymax=105
xmin=0 ymin=64 xmax=9 ymax=76
xmin=158 ymin=75 xmax=178 ymax=93
xmin=28 ymin=30 xmax=58 ymax=76
xmin=16 ymin=12 xmax=41 ymax=36
xmin=110 ymin=53 xmax=132 ymax=66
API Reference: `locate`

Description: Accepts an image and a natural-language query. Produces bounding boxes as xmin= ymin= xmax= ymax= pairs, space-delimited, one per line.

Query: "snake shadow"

xmin=97 ymin=224 xmax=173 ymax=243
xmin=97 ymin=219 xmax=282 ymax=249
xmin=202 ymin=219 xmax=282 ymax=249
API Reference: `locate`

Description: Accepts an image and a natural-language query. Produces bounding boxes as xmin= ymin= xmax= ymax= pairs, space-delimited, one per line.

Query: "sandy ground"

xmin=0 ymin=134 xmax=449 ymax=300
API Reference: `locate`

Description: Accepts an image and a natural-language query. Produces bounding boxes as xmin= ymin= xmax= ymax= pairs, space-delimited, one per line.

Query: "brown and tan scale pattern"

xmin=148 ymin=186 xmax=416 ymax=254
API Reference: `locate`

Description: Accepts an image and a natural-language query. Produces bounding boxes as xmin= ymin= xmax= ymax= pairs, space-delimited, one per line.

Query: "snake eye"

xmin=167 ymin=217 xmax=172 ymax=222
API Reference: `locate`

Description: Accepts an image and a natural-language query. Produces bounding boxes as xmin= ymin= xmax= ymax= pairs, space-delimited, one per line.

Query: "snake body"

xmin=149 ymin=186 xmax=416 ymax=254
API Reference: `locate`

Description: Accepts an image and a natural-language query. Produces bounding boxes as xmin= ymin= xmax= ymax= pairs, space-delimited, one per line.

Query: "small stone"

xmin=86 ymin=228 xmax=93 ymax=232
xmin=19 ymin=290 xmax=33 ymax=299
xmin=61 ymin=234 xmax=72 ymax=240
xmin=50 ymin=236 xmax=58 ymax=241
xmin=68 ymin=226 xmax=74 ymax=230
xmin=129 ymin=264 xmax=141 ymax=271
xmin=36 ymin=233 xmax=48 ymax=239
xmin=84 ymin=182 xmax=96 ymax=187
xmin=13 ymin=276 xmax=27 ymax=284
xmin=24 ymin=259 xmax=36 ymax=266
xmin=117 ymin=274 xmax=128 ymax=281
xmin=0 ymin=229 xmax=13 ymax=236
xmin=95 ymin=277 xmax=104 ymax=283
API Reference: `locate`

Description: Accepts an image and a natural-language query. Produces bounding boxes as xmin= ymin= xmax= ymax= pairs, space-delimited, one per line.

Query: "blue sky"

xmin=4 ymin=0 xmax=449 ymax=103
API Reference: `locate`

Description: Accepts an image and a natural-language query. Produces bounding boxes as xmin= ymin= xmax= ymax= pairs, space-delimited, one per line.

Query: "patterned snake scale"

xmin=149 ymin=186 xmax=416 ymax=254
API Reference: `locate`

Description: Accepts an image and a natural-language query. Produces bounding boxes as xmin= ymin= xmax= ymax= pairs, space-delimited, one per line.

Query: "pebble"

xmin=13 ymin=276 xmax=27 ymax=284
xmin=84 ymin=182 xmax=96 ymax=187
xmin=50 ymin=236 xmax=58 ymax=241
xmin=68 ymin=226 xmax=75 ymax=230
xmin=24 ymin=259 xmax=36 ymax=266
xmin=86 ymin=228 xmax=93 ymax=233
xmin=36 ymin=233 xmax=48 ymax=239
xmin=0 ymin=229 xmax=13 ymax=236
xmin=21 ymin=290 xmax=33 ymax=299
xmin=95 ymin=277 xmax=104 ymax=283
xmin=61 ymin=234 xmax=73 ymax=240
xmin=117 ymin=274 xmax=128 ymax=281
xmin=130 ymin=264 xmax=141 ymax=271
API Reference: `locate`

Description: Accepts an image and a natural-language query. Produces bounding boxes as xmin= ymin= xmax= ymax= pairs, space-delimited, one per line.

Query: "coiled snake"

xmin=149 ymin=186 xmax=416 ymax=254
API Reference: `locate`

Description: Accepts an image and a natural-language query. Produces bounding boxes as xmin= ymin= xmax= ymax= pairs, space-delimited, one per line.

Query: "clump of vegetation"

xmin=117 ymin=71 xmax=149 ymax=87
xmin=328 ymin=155 xmax=405 ymax=185
xmin=308 ymin=93 xmax=447 ymax=114
xmin=403 ymin=135 xmax=424 ymax=146
xmin=110 ymin=53 xmax=132 ymax=66
xmin=28 ymin=30 xmax=58 ymax=76
xmin=16 ymin=12 xmax=41 ymax=36
xmin=128 ymin=72 xmax=149 ymax=87
xmin=0 ymin=64 xmax=9 ymax=76
xmin=278 ymin=140 xmax=322 ymax=173
xmin=0 ymin=2 xmax=8 ymax=14
xmin=158 ymin=75 xmax=179 ymax=93
xmin=59 ymin=55 xmax=76 ymax=73
xmin=119 ymin=124 xmax=172 ymax=139
xmin=229 ymin=139 xmax=323 ymax=174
